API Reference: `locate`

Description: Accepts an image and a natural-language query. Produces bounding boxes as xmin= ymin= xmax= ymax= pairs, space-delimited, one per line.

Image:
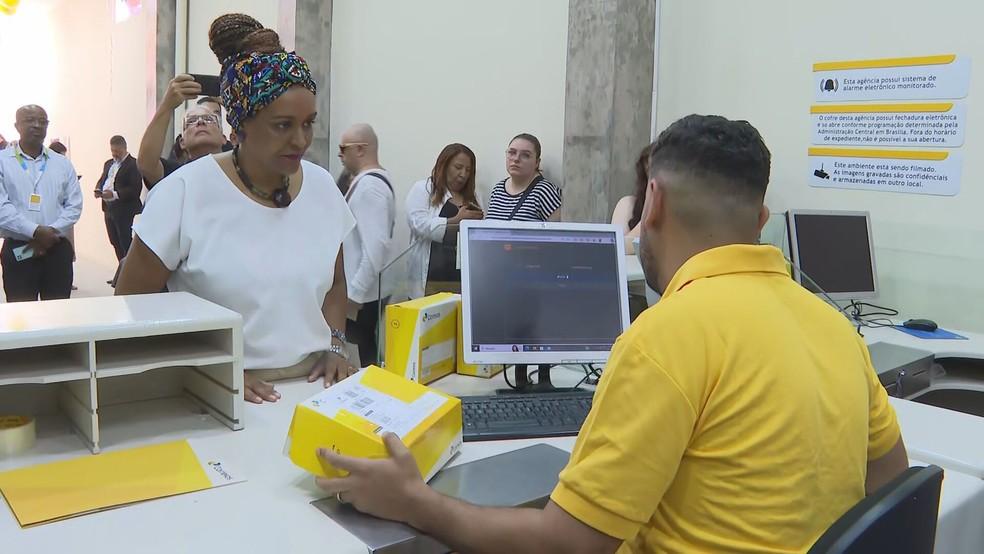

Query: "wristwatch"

xmin=326 ymin=344 xmax=349 ymax=361
xmin=331 ymin=328 xmax=347 ymax=343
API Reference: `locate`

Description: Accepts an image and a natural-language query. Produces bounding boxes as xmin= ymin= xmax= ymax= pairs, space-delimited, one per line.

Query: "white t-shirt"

xmin=134 ymin=156 xmax=356 ymax=369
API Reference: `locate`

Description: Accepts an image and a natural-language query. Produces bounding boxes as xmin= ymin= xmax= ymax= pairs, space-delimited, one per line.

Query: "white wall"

xmin=181 ymin=1 xmax=292 ymax=138
xmin=185 ymin=0 xmax=281 ymax=75
xmin=0 ymin=0 xmax=153 ymax=283
xmin=0 ymin=4 xmax=59 ymax=142
xmin=329 ymin=0 xmax=570 ymax=250
xmin=656 ymin=0 xmax=984 ymax=332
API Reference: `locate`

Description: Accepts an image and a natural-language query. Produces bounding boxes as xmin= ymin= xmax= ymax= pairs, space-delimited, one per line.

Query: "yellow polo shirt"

xmin=550 ymin=244 xmax=900 ymax=553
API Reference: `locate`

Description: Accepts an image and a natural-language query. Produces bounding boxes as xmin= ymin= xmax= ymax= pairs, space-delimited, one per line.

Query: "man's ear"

xmin=757 ymin=204 xmax=770 ymax=234
xmin=642 ymin=177 xmax=665 ymax=230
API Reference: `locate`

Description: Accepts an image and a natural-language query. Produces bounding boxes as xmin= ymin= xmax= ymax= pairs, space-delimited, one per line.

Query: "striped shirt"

xmin=486 ymin=177 xmax=562 ymax=221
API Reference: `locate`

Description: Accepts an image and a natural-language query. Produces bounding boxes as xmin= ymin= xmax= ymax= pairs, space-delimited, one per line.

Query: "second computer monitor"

xmin=787 ymin=209 xmax=878 ymax=300
xmin=459 ymin=221 xmax=631 ymax=366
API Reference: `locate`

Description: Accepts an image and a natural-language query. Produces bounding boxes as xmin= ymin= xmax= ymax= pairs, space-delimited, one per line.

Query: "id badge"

xmin=28 ymin=194 xmax=42 ymax=212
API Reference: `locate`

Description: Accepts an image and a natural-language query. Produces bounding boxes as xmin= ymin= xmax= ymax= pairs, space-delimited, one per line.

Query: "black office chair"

xmin=809 ymin=465 xmax=944 ymax=554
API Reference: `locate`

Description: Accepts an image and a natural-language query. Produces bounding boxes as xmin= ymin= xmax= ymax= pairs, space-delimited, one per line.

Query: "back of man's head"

xmin=648 ymin=114 xmax=771 ymax=237
xmin=344 ymin=123 xmax=378 ymax=154
xmin=338 ymin=123 xmax=380 ymax=173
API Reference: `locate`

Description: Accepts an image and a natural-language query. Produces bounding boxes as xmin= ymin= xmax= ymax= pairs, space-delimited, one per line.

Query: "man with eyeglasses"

xmin=137 ymin=74 xmax=227 ymax=190
xmin=196 ymin=96 xmax=235 ymax=152
xmin=0 ymin=105 xmax=83 ymax=301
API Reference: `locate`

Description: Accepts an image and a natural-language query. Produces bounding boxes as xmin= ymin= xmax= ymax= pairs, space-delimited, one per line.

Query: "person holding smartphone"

xmin=405 ymin=143 xmax=483 ymax=298
xmin=95 ymin=135 xmax=142 ymax=287
xmin=137 ymin=74 xmax=227 ymax=189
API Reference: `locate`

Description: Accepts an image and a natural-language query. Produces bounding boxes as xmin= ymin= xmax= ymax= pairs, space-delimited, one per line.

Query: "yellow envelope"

xmin=0 ymin=439 xmax=243 ymax=527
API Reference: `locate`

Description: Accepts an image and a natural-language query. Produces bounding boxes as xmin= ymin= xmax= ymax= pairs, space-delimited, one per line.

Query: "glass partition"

xmin=376 ymin=236 xmax=466 ymax=366
xmin=376 ymin=243 xmax=413 ymax=367
xmin=760 ymin=211 xmax=790 ymax=261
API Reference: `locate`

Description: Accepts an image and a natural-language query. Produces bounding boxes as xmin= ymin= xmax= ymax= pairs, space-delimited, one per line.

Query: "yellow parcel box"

xmin=384 ymin=292 xmax=458 ymax=384
xmin=285 ymin=366 xmax=462 ymax=480
xmin=455 ymin=298 xmax=505 ymax=379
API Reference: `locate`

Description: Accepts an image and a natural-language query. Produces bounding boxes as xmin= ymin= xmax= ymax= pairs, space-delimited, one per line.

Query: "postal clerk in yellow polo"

xmin=314 ymin=114 xmax=908 ymax=553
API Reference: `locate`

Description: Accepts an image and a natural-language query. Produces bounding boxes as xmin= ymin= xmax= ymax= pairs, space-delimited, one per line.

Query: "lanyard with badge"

xmin=14 ymin=147 xmax=48 ymax=212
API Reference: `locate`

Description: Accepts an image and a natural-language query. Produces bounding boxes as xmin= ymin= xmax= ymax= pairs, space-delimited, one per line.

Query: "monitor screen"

xmin=460 ymin=221 xmax=630 ymax=365
xmin=788 ymin=210 xmax=877 ymax=300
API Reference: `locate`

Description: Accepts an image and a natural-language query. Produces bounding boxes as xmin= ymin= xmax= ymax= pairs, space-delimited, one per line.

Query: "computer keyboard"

xmin=460 ymin=390 xmax=595 ymax=442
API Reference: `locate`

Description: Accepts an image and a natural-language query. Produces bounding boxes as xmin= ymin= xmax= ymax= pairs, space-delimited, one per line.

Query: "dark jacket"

xmin=96 ymin=154 xmax=143 ymax=215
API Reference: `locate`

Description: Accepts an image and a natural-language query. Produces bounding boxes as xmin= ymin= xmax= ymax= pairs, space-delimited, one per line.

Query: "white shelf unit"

xmin=0 ymin=293 xmax=244 ymax=454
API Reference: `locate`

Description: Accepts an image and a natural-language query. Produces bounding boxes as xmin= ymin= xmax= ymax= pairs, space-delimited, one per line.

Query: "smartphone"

xmin=12 ymin=244 xmax=35 ymax=262
xmin=189 ymin=73 xmax=221 ymax=97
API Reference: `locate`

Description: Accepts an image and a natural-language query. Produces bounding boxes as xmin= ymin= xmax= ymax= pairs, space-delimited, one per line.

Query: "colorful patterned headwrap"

xmin=220 ymin=51 xmax=317 ymax=132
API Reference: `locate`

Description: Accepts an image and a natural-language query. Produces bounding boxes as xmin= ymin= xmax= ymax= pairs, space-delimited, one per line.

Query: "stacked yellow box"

xmin=384 ymin=292 xmax=458 ymax=384
xmin=455 ymin=299 xmax=505 ymax=379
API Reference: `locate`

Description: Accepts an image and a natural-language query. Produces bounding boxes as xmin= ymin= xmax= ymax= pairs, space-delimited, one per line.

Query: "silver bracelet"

xmin=325 ymin=344 xmax=348 ymax=361
xmin=331 ymin=328 xmax=347 ymax=343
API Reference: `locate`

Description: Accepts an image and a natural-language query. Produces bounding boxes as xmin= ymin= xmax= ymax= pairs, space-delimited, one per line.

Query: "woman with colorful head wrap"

xmin=117 ymin=14 xmax=358 ymax=404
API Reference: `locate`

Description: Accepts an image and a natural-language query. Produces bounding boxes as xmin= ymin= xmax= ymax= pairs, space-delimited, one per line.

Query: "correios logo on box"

xmin=422 ymin=311 xmax=441 ymax=322
xmin=207 ymin=461 xmax=234 ymax=481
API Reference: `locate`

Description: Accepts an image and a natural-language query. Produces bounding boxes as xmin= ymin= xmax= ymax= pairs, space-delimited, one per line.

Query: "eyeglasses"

xmin=506 ymin=149 xmax=534 ymax=161
xmin=184 ymin=114 xmax=220 ymax=128
xmin=338 ymin=142 xmax=368 ymax=153
xmin=20 ymin=118 xmax=50 ymax=127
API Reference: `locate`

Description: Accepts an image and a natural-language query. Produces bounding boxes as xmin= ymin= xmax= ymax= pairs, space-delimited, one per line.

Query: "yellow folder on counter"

xmin=0 ymin=439 xmax=244 ymax=527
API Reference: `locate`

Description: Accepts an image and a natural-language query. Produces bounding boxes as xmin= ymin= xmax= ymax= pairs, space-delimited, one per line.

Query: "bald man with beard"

xmin=337 ymin=123 xmax=395 ymax=366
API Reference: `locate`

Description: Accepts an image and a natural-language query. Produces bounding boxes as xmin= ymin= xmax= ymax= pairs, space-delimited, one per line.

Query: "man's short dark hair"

xmin=197 ymin=96 xmax=221 ymax=107
xmin=110 ymin=135 xmax=127 ymax=148
xmin=648 ymin=114 xmax=771 ymax=202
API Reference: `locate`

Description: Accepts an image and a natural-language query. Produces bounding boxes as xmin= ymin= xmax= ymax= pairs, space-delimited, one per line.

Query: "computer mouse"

xmin=903 ymin=319 xmax=938 ymax=332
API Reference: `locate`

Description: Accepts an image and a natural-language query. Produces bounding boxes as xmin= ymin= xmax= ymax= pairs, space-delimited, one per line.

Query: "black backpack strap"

xmin=345 ymin=171 xmax=393 ymax=201
xmin=364 ymin=172 xmax=393 ymax=194
xmin=347 ymin=171 xmax=396 ymax=239
xmin=507 ymin=175 xmax=543 ymax=221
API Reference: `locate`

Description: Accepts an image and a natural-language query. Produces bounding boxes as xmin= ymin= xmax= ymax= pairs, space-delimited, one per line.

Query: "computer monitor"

xmin=459 ymin=220 xmax=631 ymax=373
xmin=786 ymin=210 xmax=878 ymax=300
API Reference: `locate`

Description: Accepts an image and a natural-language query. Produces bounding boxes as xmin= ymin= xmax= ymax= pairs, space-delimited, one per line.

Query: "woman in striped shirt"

xmin=486 ymin=133 xmax=562 ymax=221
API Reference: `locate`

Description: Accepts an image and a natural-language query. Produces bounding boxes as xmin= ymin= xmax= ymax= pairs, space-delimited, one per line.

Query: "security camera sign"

xmin=814 ymin=55 xmax=970 ymax=102
xmin=808 ymin=148 xmax=962 ymax=196
xmin=809 ymin=54 xmax=969 ymax=195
